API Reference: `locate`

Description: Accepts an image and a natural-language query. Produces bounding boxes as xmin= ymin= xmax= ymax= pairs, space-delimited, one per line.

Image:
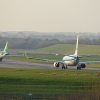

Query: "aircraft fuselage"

xmin=62 ymin=56 xmax=79 ymax=66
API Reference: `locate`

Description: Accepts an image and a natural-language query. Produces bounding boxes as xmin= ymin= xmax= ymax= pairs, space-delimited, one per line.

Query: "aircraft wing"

xmin=33 ymin=58 xmax=64 ymax=64
xmin=79 ymin=61 xmax=100 ymax=64
xmin=25 ymin=55 xmax=58 ymax=62
xmin=25 ymin=51 xmax=65 ymax=63
xmin=24 ymin=51 xmax=76 ymax=64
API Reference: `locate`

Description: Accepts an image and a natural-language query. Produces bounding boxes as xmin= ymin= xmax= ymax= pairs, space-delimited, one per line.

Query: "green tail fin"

xmin=3 ymin=42 xmax=9 ymax=54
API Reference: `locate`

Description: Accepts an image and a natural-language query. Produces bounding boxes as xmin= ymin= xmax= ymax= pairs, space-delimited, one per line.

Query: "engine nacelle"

xmin=53 ymin=62 xmax=60 ymax=68
xmin=79 ymin=63 xmax=86 ymax=68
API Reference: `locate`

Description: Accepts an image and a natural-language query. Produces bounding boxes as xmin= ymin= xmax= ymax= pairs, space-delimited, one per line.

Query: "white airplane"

xmin=25 ymin=36 xmax=100 ymax=70
xmin=0 ymin=42 xmax=9 ymax=61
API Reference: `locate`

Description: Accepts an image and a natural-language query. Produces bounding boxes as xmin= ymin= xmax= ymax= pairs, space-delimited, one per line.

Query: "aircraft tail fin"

xmin=3 ymin=42 xmax=9 ymax=55
xmin=74 ymin=36 xmax=78 ymax=56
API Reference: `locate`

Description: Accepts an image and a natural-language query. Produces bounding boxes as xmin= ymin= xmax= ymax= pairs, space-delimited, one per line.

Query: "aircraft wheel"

xmin=77 ymin=67 xmax=81 ymax=70
xmin=62 ymin=66 xmax=65 ymax=69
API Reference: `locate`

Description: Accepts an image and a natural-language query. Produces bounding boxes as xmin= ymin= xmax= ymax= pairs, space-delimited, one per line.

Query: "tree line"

xmin=0 ymin=36 xmax=61 ymax=49
xmin=0 ymin=36 xmax=100 ymax=49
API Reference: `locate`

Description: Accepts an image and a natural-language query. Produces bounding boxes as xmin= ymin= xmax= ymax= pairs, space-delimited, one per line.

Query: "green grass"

xmin=32 ymin=44 xmax=100 ymax=55
xmin=0 ymin=68 xmax=100 ymax=99
xmin=0 ymin=68 xmax=99 ymax=95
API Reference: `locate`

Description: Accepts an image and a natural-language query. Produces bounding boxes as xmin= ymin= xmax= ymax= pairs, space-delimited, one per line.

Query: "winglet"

xmin=25 ymin=51 xmax=28 ymax=58
xmin=24 ymin=51 xmax=33 ymax=59
xmin=74 ymin=35 xmax=78 ymax=55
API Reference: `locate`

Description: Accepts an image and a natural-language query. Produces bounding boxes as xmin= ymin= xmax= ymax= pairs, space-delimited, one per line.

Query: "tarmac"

xmin=0 ymin=59 xmax=100 ymax=71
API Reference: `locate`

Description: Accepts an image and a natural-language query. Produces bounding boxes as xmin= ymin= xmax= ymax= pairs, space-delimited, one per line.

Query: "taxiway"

xmin=0 ymin=59 xmax=100 ymax=71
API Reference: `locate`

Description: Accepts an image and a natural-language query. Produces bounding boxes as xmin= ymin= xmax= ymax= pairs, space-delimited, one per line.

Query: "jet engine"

xmin=79 ymin=63 xmax=86 ymax=68
xmin=53 ymin=62 xmax=60 ymax=68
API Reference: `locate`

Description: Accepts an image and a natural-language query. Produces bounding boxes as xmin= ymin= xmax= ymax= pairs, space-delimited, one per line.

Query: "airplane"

xmin=25 ymin=36 xmax=100 ymax=70
xmin=0 ymin=42 xmax=24 ymax=61
xmin=0 ymin=42 xmax=9 ymax=61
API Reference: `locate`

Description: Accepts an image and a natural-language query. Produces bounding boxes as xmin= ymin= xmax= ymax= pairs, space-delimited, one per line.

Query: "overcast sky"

xmin=0 ymin=0 xmax=100 ymax=32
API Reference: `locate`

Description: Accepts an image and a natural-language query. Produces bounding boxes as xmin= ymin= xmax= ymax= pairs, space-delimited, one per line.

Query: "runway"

xmin=0 ymin=59 xmax=100 ymax=71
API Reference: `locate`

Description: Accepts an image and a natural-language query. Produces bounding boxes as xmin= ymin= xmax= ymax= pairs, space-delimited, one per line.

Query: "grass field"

xmin=8 ymin=44 xmax=100 ymax=55
xmin=0 ymin=68 xmax=100 ymax=99
xmin=1 ymin=44 xmax=100 ymax=99
xmin=32 ymin=44 xmax=100 ymax=55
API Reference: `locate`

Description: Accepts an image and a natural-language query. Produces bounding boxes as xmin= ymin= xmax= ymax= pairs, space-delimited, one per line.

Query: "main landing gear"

xmin=77 ymin=65 xmax=81 ymax=70
xmin=62 ymin=64 xmax=67 ymax=69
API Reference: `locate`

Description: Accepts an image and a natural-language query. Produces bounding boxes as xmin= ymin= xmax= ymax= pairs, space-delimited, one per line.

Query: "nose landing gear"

xmin=77 ymin=65 xmax=81 ymax=70
xmin=62 ymin=64 xmax=67 ymax=69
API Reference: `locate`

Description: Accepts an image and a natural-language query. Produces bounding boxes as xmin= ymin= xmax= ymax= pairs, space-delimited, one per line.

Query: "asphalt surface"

xmin=0 ymin=59 xmax=100 ymax=71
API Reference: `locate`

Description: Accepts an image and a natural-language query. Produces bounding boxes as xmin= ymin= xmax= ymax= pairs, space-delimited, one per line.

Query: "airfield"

xmin=1 ymin=46 xmax=100 ymax=99
xmin=0 ymin=58 xmax=100 ymax=71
